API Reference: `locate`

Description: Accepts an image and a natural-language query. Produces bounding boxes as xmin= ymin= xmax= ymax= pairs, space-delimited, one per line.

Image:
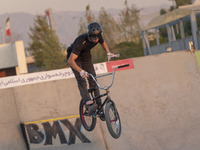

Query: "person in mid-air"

xmin=67 ymin=22 xmax=119 ymax=118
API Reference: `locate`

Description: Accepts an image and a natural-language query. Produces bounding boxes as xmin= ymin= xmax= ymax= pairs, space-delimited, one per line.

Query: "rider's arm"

xmin=101 ymin=41 xmax=110 ymax=53
xmin=101 ymin=41 xmax=120 ymax=62
xmin=68 ymin=53 xmax=82 ymax=73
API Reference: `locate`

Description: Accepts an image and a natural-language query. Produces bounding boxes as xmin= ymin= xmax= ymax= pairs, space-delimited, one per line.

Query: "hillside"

xmin=0 ymin=4 xmax=170 ymax=49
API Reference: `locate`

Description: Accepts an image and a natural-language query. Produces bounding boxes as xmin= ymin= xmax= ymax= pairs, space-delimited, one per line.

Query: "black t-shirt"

xmin=67 ymin=33 xmax=104 ymax=61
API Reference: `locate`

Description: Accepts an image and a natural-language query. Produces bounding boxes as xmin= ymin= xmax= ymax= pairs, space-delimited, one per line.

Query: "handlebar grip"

xmin=118 ymin=64 xmax=130 ymax=69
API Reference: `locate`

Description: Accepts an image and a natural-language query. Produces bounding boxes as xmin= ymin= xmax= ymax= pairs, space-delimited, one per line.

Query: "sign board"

xmin=0 ymin=59 xmax=134 ymax=89
xmin=106 ymin=58 xmax=134 ymax=72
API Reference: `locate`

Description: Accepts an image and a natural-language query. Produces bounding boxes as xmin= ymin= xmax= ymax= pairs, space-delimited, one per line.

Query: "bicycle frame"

xmin=88 ymin=64 xmax=129 ymax=90
xmin=88 ymin=64 xmax=129 ymax=115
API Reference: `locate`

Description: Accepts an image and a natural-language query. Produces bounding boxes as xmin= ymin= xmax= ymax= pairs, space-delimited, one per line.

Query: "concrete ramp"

xmin=102 ymin=51 xmax=200 ymax=150
xmin=0 ymin=50 xmax=200 ymax=150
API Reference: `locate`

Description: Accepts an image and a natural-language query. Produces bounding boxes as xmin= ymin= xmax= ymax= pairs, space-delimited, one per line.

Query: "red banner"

xmin=106 ymin=59 xmax=134 ymax=72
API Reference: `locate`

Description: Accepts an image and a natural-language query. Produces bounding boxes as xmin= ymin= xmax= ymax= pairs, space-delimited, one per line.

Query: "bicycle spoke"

xmin=108 ymin=105 xmax=120 ymax=134
xmin=105 ymin=102 xmax=121 ymax=138
xmin=79 ymin=100 xmax=96 ymax=131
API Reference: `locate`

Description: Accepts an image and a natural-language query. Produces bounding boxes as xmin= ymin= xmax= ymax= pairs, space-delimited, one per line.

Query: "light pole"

xmin=0 ymin=27 xmax=5 ymax=44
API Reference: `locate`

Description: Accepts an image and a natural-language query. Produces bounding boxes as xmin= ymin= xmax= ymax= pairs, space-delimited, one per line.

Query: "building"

xmin=0 ymin=41 xmax=28 ymax=77
xmin=142 ymin=0 xmax=200 ymax=55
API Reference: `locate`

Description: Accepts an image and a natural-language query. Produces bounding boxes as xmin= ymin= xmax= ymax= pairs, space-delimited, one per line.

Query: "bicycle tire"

xmin=79 ymin=99 xmax=96 ymax=131
xmin=105 ymin=101 xmax=121 ymax=139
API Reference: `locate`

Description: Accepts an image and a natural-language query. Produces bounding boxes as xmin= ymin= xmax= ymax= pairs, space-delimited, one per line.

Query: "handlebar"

xmin=117 ymin=64 xmax=129 ymax=69
xmin=88 ymin=64 xmax=129 ymax=90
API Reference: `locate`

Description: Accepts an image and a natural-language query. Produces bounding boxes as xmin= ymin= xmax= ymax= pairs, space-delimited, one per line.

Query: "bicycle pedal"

xmin=98 ymin=112 xmax=105 ymax=121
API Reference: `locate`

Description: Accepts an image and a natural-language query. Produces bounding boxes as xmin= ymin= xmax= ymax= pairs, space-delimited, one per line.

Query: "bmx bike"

xmin=79 ymin=64 xmax=129 ymax=139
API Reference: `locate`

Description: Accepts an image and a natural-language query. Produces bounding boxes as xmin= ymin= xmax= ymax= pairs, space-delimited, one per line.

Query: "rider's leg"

xmin=81 ymin=60 xmax=105 ymax=119
xmin=70 ymin=61 xmax=91 ymax=103
xmin=89 ymin=79 xmax=102 ymax=106
xmin=82 ymin=59 xmax=102 ymax=106
xmin=71 ymin=67 xmax=98 ymax=114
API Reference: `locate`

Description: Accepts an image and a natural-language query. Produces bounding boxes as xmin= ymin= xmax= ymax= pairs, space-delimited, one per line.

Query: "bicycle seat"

xmin=88 ymin=87 xmax=97 ymax=93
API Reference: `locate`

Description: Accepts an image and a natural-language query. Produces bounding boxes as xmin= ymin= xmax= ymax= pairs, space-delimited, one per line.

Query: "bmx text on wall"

xmin=21 ymin=117 xmax=91 ymax=150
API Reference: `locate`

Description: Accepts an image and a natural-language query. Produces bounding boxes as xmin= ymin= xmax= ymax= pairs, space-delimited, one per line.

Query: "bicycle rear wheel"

xmin=105 ymin=101 xmax=121 ymax=139
xmin=79 ymin=99 xmax=96 ymax=131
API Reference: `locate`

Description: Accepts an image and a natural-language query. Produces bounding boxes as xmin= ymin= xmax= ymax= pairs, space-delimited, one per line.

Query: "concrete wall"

xmin=0 ymin=50 xmax=200 ymax=150
xmin=0 ymin=88 xmax=27 ymax=150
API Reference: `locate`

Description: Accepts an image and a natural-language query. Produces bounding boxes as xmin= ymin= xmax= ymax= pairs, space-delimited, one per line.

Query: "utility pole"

xmin=0 ymin=27 xmax=5 ymax=44
xmin=45 ymin=8 xmax=56 ymax=31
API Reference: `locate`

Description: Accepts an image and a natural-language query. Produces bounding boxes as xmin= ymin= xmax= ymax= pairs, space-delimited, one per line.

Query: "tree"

xmin=160 ymin=8 xmax=167 ymax=15
xmin=169 ymin=5 xmax=175 ymax=11
xmin=118 ymin=4 xmax=141 ymax=42
xmin=78 ymin=17 xmax=87 ymax=36
xmin=114 ymin=41 xmax=144 ymax=59
xmin=99 ymin=7 xmax=119 ymax=48
xmin=78 ymin=5 xmax=96 ymax=35
xmin=78 ymin=5 xmax=120 ymax=47
xmin=77 ymin=3 xmax=143 ymax=63
xmin=28 ymin=15 xmax=66 ymax=71
xmin=175 ymin=0 xmax=192 ymax=7
xmin=78 ymin=5 xmax=107 ymax=63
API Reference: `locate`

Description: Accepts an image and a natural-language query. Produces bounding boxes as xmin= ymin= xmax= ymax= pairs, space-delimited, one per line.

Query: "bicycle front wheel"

xmin=79 ymin=99 xmax=96 ymax=131
xmin=105 ymin=101 xmax=121 ymax=139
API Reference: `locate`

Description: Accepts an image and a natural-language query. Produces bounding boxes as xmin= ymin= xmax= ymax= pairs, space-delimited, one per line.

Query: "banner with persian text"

xmin=0 ymin=59 xmax=134 ymax=89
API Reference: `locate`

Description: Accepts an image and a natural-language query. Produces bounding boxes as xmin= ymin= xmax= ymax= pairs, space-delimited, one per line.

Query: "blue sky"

xmin=0 ymin=0 xmax=172 ymax=15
